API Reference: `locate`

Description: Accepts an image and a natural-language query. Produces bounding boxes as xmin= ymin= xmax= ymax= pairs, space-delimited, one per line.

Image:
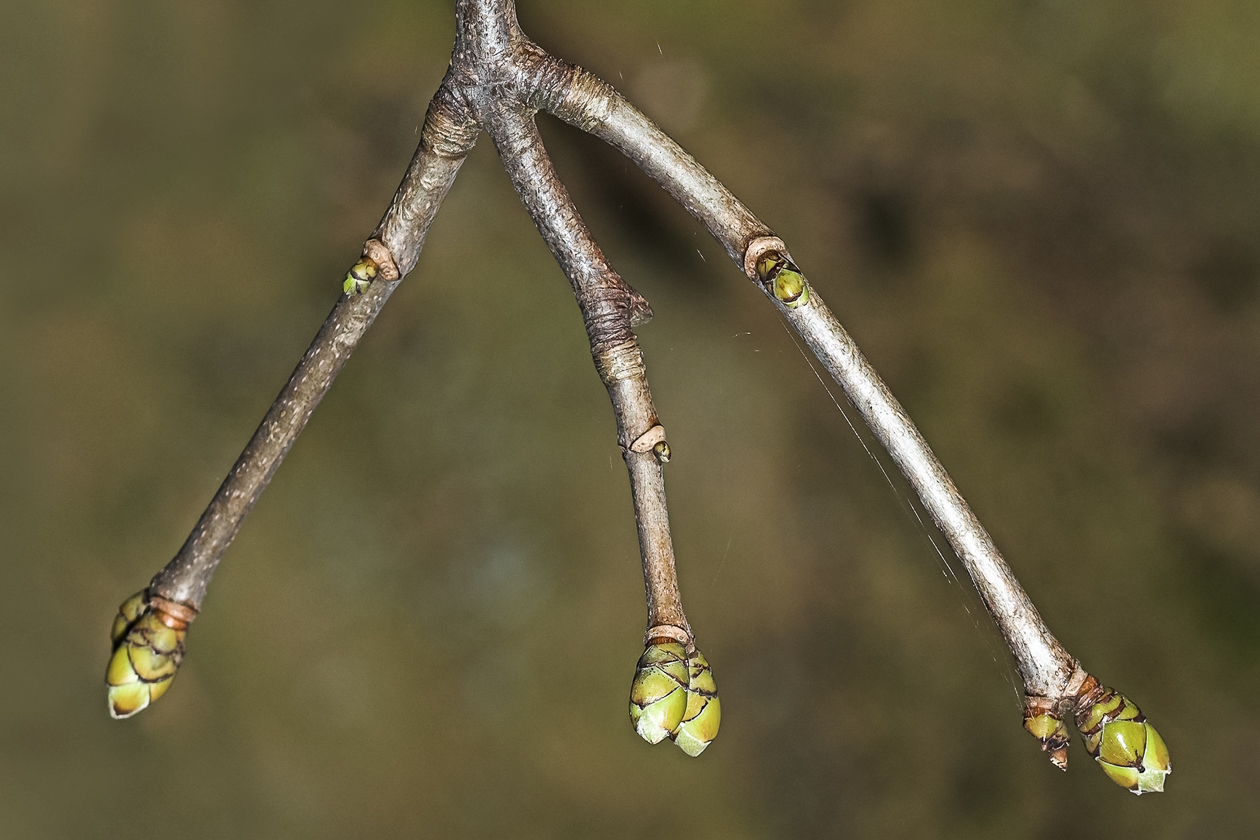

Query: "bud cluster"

xmin=105 ymin=591 xmax=191 ymax=719
xmin=1022 ymin=676 xmax=1171 ymax=794
xmin=629 ymin=641 xmax=721 ymax=756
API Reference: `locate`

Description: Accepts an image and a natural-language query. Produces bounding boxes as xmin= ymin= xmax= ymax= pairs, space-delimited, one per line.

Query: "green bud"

xmin=111 ymin=591 xmax=146 ymax=646
xmin=1075 ymin=686 xmax=1171 ymax=794
xmin=670 ymin=649 xmax=721 ymax=757
xmin=753 ymin=251 xmax=809 ymax=308
xmin=343 ymin=257 xmax=379 ymax=296
xmin=1023 ymin=707 xmax=1070 ymax=770
xmin=105 ymin=591 xmax=189 ymax=720
xmin=629 ymin=642 xmax=689 ymax=744
xmin=772 ymin=268 xmax=808 ymax=308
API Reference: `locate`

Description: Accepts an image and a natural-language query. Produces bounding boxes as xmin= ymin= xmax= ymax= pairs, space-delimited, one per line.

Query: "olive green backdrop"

xmin=3 ymin=0 xmax=1258 ymax=837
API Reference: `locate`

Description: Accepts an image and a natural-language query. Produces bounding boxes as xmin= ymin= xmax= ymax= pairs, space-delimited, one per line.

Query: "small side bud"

xmin=653 ymin=441 xmax=671 ymax=463
xmin=1075 ymin=682 xmax=1171 ymax=794
xmin=105 ymin=591 xmax=193 ymax=719
xmin=343 ymin=257 xmax=379 ymax=295
xmin=1023 ymin=695 xmax=1071 ymax=770
xmin=629 ymin=641 xmax=689 ymax=744
xmin=670 ymin=649 xmax=721 ymax=756
xmin=772 ymin=267 xmax=808 ymax=307
xmin=753 ymin=251 xmax=810 ymax=308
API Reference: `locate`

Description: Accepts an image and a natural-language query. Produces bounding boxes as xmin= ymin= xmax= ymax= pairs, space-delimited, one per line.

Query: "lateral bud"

xmin=628 ymin=425 xmax=668 ymax=463
xmin=343 ymin=257 xmax=379 ymax=296
xmin=753 ymin=251 xmax=810 ymax=309
xmin=1023 ymin=694 xmax=1071 ymax=770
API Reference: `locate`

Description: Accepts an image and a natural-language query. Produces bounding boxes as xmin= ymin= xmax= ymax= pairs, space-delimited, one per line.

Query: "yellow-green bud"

xmin=111 ymin=591 xmax=146 ymax=646
xmin=772 ymin=268 xmax=808 ymax=308
xmin=755 ymin=253 xmax=779 ymax=281
xmin=670 ymin=649 xmax=721 ymax=757
xmin=343 ymin=257 xmax=378 ymax=295
xmin=629 ymin=641 xmax=690 ymax=744
xmin=753 ymin=251 xmax=809 ymax=308
xmin=105 ymin=591 xmax=191 ymax=719
xmin=1023 ymin=696 xmax=1071 ymax=770
xmin=1075 ymin=686 xmax=1171 ymax=794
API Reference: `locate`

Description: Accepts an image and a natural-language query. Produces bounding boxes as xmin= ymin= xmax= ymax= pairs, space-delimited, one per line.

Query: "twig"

xmin=458 ymin=9 xmax=715 ymax=752
xmin=538 ymin=57 xmax=1168 ymax=789
xmin=106 ymin=0 xmax=1165 ymax=790
xmin=482 ymin=95 xmax=690 ymax=645
xmin=149 ymin=88 xmax=477 ymax=610
xmin=539 ymin=65 xmax=1078 ymax=688
xmin=106 ymin=81 xmax=477 ymax=720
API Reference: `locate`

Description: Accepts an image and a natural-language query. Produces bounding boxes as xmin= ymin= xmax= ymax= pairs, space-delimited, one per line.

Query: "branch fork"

xmin=105 ymin=0 xmax=1166 ymax=788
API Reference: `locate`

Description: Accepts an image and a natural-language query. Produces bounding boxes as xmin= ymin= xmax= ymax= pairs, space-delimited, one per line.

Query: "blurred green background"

xmin=3 ymin=0 xmax=1259 ymax=837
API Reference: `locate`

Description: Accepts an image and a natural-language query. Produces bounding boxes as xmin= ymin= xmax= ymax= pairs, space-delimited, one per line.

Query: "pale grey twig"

xmin=148 ymin=87 xmax=478 ymax=609
xmin=539 ymin=65 xmax=1085 ymax=708
xmin=463 ymin=10 xmax=692 ymax=645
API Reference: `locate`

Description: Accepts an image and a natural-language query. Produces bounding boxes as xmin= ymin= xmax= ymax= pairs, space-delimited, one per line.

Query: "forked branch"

xmin=105 ymin=0 xmax=1166 ymax=792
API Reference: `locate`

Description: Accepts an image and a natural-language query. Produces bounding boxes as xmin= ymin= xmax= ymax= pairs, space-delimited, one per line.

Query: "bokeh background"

xmin=4 ymin=0 xmax=1259 ymax=837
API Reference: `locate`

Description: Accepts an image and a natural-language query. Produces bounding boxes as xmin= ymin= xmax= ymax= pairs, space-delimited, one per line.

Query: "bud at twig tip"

xmin=669 ymin=648 xmax=721 ymax=757
xmin=629 ymin=641 xmax=689 ymax=744
xmin=1074 ymin=680 xmax=1171 ymax=795
xmin=105 ymin=590 xmax=192 ymax=719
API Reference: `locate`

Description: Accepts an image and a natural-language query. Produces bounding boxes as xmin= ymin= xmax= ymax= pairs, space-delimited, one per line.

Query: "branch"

xmin=105 ymin=84 xmax=478 ymax=719
xmin=538 ymin=61 xmax=1169 ymax=791
xmin=482 ymin=110 xmax=688 ymax=637
xmin=463 ymin=8 xmax=718 ymax=755
xmin=105 ymin=0 xmax=1166 ymax=794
